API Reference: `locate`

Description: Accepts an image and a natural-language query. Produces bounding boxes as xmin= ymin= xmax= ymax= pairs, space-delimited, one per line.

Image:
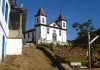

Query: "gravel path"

xmin=0 ymin=47 xmax=58 ymax=70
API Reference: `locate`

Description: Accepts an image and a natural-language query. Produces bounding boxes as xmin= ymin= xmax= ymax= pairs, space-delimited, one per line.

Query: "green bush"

xmin=61 ymin=56 xmax=69 ymax=62
xmin=81 ymin=62 xmax=88 ymax=66
xmin=49 ymin=43 xmax=56 ymax=51
xmin=63 ymin=45 xmax=69 ymax=47
xmin=38 ymin=42 xmax=57 ymax=51
xmin=56 ymin=42 xmax=61 ymax=47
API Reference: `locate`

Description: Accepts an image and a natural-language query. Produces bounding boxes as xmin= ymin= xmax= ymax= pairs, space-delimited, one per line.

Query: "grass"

xmin=63 ymin=57 xmax=89 ymax=66
xmin=68 ymin=57 xmax=88 ymax=63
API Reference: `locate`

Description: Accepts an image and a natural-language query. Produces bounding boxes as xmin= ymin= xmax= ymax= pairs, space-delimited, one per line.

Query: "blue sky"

xmin=17 ymin=0 xmax=100 ymax=40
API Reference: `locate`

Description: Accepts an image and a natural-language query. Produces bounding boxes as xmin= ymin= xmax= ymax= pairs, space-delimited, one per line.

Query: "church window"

xmin=63 ymin=23 xmax=65 ymax=27
xmin=5 ymin=2 xmax=8 ymax=23
xmin=42 ymin=18 xmax=44 ymax=23
xmin=47 ymin=28 xmax=49 ymax=34
xmin=2 ymin=0 xmax=5 ymax=15
xmin=37 ymin=18 xmax=38 ymax=23
xmin=59 ymin=30 xmax=61 ymax=36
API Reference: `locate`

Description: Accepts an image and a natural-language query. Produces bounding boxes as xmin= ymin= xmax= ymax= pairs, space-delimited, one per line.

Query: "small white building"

xmin=0 ymin=0 xmax=10 ymax=61
xmin=0 ymin=0 xmax=27 ymax=62
xmin=23 ymin=8 xmax=67 ymax=44
xmin=6 ymin=0 xmax=27 ymax=55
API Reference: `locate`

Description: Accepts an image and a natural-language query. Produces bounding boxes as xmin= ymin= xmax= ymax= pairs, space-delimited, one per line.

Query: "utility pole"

xmin=88 ymin=32 xmax=91 ymax=70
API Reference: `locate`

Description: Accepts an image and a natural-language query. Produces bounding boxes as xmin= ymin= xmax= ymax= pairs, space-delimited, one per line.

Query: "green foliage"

xmin=72 ymin=19 xmax=96 ymax=38
xmin=56 ymin=42 xmax=63 ymax=47
xmin=63 ymin=45 xmax=69 ymax=47
xmin=61 ymin=56 xmax=69 ymax=62
xmin=38 ymin=42 xmax=56 ymax=51
xmin=49 ymin=43 xmax=56 ymax=51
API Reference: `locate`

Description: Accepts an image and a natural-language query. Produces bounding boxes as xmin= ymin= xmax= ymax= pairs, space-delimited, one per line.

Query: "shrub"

xmin=61 ymin=56 xmax=69 ymax=62
xmin=63 ymin=45 xmax=69 ymax=47
xmin=56 ymin=42 xmax=61 ymax=47
xmin=49 ymin=43 xmax=56 ymax=51
xmin=37 ymin=42 xmax=57 ymax=51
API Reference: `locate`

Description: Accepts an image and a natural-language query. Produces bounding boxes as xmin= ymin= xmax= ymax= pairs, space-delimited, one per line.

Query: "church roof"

xmin=35 ymin=8 xmax=46 ymax=17
xmin=24 ymin=28 xmax=35 ymax=33
xmin=58 ymin=12 xmax=65 ymax=21
xmin=47 ymin=21 xmax=61 ymax=28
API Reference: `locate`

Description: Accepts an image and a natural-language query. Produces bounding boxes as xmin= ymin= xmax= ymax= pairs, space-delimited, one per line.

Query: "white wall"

xmin=23 ymin=30 xmax=36 ymax=42
xmin=0 ymin=0 xmax=10 ymax=37
xmin=36 ymin=26 xmax=40 ymax=43
xmin=0 ymin=0 xmax=10 ymax=62
xmin=40 ymin=26 xmax=46 ymax=39
xmin=57 ymin=21 xmax=67 ymax=29
xmin=46 ymin=27 xmax=65 ymax=42
xmin=6 ymin=39 xmax=22 ymax=55
xmin=0 ymin=25 xmax=7 ymax=61
xmin=62 ymin=30 xmax=67 ymax=42
xmin=36 ymin=15 xmax=46 ymax=25
xmin=24 ymin=32 xmax=32 ymax=42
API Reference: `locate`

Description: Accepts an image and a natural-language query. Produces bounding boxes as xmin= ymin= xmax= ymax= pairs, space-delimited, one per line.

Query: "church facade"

xmin=23 ymin=8 xmax=67 ymax=44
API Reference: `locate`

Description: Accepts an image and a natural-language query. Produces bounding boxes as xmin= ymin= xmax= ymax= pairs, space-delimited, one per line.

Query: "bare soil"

xmin=55 ymin=47 xmax=87 ymax=58
xmin=0 ymin=47 xmax=58 ymax=70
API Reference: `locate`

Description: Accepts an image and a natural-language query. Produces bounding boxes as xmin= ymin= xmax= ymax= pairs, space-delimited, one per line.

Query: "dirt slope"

xmin=0 ymin=47 xmax=58 ymax=70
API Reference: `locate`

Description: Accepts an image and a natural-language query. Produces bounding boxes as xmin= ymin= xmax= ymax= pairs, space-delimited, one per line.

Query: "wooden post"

xmin=88 ymin=32 xmax=91 ymax=70
xmin=19 ymin=3 xmax=23 ymax=37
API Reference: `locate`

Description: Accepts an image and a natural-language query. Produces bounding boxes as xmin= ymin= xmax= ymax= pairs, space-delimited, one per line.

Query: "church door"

xmin=53 ymin=36 xmax=56 ymax=41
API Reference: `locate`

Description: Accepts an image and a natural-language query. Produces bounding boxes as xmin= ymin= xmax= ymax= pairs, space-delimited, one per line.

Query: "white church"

xmin=23 ymin=8 xmax=67 ymax=44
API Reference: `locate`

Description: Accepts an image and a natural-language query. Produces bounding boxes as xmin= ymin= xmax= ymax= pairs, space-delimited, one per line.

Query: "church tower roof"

xmin=35 ymin=8 xmax=46 ymax=17
xmin=58 ymin=12 xmax=65 ymax=21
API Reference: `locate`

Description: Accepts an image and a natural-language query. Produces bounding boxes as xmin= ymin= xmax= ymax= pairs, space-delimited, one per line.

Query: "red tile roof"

xmin=35 ymin=8 xmax=46 ymax=17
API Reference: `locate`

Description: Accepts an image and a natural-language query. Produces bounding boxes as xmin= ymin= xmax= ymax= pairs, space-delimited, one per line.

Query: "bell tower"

xmin=57 ymin=12 xmax=67 ymax=29
xmin=35 ymin=8 xmax=47 ymax=43
xmin=35 ymin=8 xmax=46 ymax=25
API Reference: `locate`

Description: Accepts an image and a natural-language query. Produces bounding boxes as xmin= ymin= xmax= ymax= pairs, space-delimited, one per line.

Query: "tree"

xmin=72 ymin=19 xmax=96 ymax=38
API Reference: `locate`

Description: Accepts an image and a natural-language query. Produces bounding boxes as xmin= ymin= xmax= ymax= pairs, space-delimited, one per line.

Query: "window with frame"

xmin=59 ymin=30 xmax=61 ymax=36
xmin=47 ymin=28 xmax=49 ymax=34
xmin=2 ymin=0 xmax=5 ymax=15
xmin=5 ymin=2 xmax=8 ymax=22
xmin=63 ymin=23 xmax=65 ymax=27
xmin=42 ymin=18 xmax=44 ymax=23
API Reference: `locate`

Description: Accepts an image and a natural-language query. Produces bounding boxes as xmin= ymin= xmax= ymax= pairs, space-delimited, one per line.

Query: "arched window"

xmin=63 ymin=23 xmax=65 ymax=27
xmin=47 ymin=28 xmax=49 ymax=34
xmin=59 ymin=30 xmax=61 ymax=36
xmin=42 ymin=18 xmax=44 ymax=23
xmin=5 ymin=3 xmax=8 ymax=22
xmin=2 ymin=0 xmax=5 ymax=15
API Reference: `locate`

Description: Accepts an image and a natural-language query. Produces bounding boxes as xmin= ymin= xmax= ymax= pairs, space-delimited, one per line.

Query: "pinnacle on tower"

xmin=58 ymin=12 xmax=65 ymax=21
xmin=35 ymin=8 xmax=46 ymax=17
